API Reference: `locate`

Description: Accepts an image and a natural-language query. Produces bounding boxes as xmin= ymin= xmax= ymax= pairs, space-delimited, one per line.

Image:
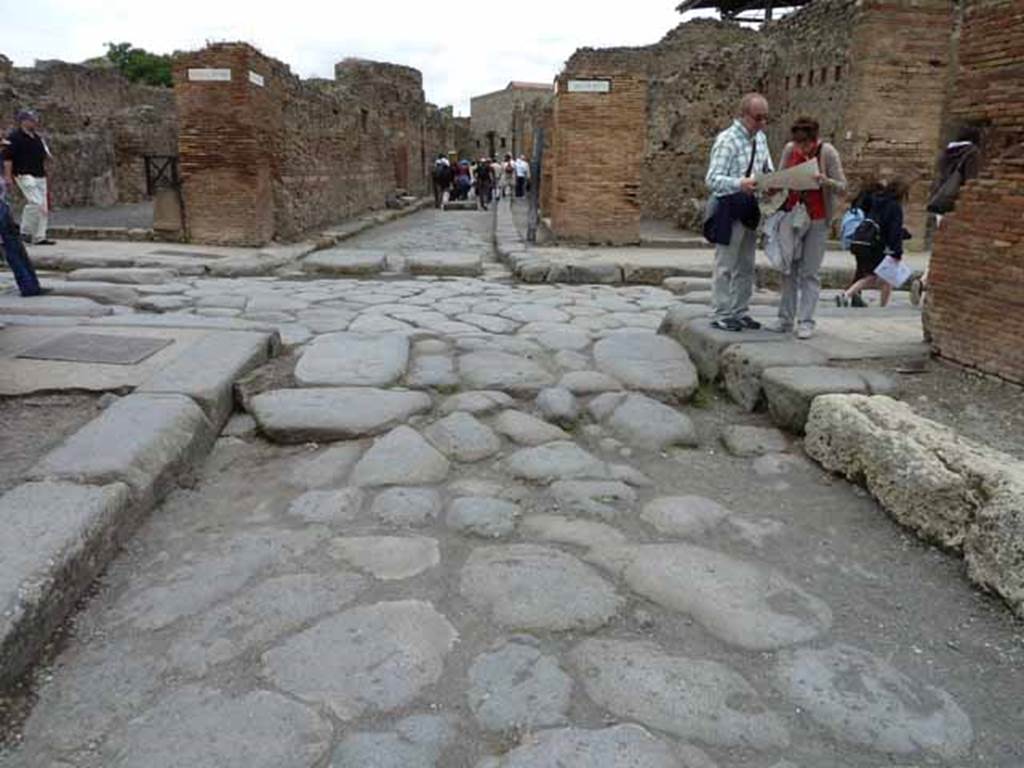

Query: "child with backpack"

xmin=836 ymin=178 xmax=909 ymax=308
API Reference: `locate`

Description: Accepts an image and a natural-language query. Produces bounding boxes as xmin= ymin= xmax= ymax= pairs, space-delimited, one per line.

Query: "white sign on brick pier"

xmin=188 ymin=68 xmax=232 ymax=82
xmin=567 ymin=79 xmax=611 ymax=94
xmin=248 ymin=71 xmax=265 ymax=87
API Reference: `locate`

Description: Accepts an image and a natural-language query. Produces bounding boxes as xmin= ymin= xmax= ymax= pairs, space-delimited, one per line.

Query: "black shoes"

xmin=851 ymin=293 xmax=867 ymax=308
xmin=710 ymin=318 xmax=743 ymax=332
xmin=737 ymin=316 xmax=762 ymax=330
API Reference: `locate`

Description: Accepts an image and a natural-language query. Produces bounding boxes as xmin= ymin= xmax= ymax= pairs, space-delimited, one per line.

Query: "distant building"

xmin=470 ymin=81 xmax=552 ymax=158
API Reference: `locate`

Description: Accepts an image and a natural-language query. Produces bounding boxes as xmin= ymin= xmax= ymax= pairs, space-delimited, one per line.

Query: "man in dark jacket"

xmin=0 ymin=143 xmax=43 ymax=296
xmin=3 ymin=109 xmax=55 ymax=245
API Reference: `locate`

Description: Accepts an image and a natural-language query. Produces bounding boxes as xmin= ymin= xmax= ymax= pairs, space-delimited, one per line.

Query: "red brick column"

xmin=549 ymin=71 xmax=646 ymax=244
xmin=174 ymin=43 xmax=280 ymax=246
xmin=927 ymin=0 xmax=1024 ymax=383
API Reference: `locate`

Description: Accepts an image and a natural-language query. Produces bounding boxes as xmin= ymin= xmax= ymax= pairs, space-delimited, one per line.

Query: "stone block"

xmin=720 ymin=342 xmax=828 ymax=412
xmin=295 ymin=333 xmax=410 ymax=388
xmin=67 ymin=268 xmax=177 ymax=284
xmin=0 ymin=481 xmax=132 ymax=690
xmin=138 ymin=331 xmax=274 ymax=429
xmin=0 ymin=295 xmax=112 ymax=318
xmin=301 ymin=249 xmax=389 ymax=275
xmin=406 ymin=251 xmax=482 ymax=276
xmin=29 ymin=393 xmax=213 ymax=505
xmin=593 ymin=333 xmax=697 ymax=403
xmin=804 ymin=394 xmax=1024 ymax=617
xmin=761 ymin=367 xmax=896 ymax=433
xmin=665 ymin=317 xmax=780 ymax=382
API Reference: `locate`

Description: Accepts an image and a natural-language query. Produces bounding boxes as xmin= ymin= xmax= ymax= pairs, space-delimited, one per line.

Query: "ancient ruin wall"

xmin=549 ymin=70 xmax=646 ymax=244
xmin=176 ymin=44 xmax=453 ymax=245
xmin=0 ymin=56 xmax=177 ymax=208
xmin=927 ymin=0 xmax=1024 ymax=383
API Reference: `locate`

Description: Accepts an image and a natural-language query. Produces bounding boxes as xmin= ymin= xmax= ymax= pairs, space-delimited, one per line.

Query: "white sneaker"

xmin=797 ymin=325 xmax=814 ymax=340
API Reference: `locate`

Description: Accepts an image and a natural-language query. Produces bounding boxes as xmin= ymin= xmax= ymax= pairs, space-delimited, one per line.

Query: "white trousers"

xmin=15 ymin=175 xmax=48 ymax=241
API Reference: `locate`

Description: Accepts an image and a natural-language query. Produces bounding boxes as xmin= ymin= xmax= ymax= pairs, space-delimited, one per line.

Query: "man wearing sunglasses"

xmin=704 ymin=93 xmax=773 ymax=332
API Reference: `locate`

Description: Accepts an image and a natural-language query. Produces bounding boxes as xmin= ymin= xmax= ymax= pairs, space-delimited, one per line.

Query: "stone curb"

xmin=804 ymin=394 xmax=1024 ymax=618
xmin=0 ymin=332 xmax=278 ymax=692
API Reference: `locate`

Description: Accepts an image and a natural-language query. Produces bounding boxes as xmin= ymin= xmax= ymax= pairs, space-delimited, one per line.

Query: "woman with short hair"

xmin=772 ymin=117 xmax=847 ymax=339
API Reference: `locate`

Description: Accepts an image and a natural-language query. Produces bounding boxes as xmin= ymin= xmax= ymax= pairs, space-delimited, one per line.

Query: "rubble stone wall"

xmin=471 ymin=85 xmax=552 ymax=160
xmin=927 ymin=0 xmax=1024 ymax=384
xmin=0 ymin=56 xmax=177 ymax=208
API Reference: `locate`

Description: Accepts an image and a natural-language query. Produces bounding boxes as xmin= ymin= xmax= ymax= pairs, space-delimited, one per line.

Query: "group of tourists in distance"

xmin=431 ymin=154 xmax=531 ymax=211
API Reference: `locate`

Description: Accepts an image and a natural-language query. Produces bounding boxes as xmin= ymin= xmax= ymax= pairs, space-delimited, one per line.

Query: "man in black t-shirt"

xmin=3 ymin=109 xmax=55 ymax=245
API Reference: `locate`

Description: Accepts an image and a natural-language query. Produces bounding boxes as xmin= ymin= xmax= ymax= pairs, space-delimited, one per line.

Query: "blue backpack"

xmin=840 ymin=207 xmax=864 ymax=250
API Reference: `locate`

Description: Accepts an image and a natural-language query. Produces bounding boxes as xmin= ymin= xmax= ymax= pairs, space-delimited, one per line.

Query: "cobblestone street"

xmin=2 ymin=207 xmax=1023 ymax=768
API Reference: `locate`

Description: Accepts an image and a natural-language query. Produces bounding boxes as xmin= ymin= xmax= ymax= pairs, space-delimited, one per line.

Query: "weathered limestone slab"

xmin=100 ymin=685 xmax=331 ymax=768
xmin=0 ymin=481 xmax=131 ymax=690
xmin=593 ymin=333 xmax=697 ymax=402
xmin=774 ymin=644 xmax=972 ymax=758
xmin=468 ymin=642 xmax=572 ymax=731
xmin=461 ymin=544 xmax=623 ymax=631
xmin=762 ymin=366 xmax=897 ymax=433
xmin=260 ymin=600 xmax=458 ymax=720
xmin=407 ymin=251 xmax=483 ymax=276
xmin=0 ymin=295 xmax=112 ymax=317
xmin=571 ymin=638 xmax=789 ymax=750
xmin=424 ymin=412 xmax=502 ymax=462
xmin=720 ymin=342 xmax=828 ymax=412
xmin=351 ymin=426 xmax=450 ymax=486
xmin=302 ymin=249 xmax=388 ymax=275
xmin=138 ymin=330 xmax=273 ymax=428
xmin=250 ymin=388 xmax=431 ymax=444
xmin=504 ymin=441 xmax=607 ymax=483
xmin=604 ymin=394 xmax=699 ymax=450
xmin=332 ymin=714 xmax=455 ymax=768
xmin=720 ymin=425 xmax=789 ymax=457
xmin=29 ymin=393 xmax=212 ymax=503
xmin=43 ymin=280 xmax=140 ymax=306
xmin=805 ymin=394 xmax=1024 ymax=616
xmin=295 ymin=333 xmax=410 ymax=387
xmin=459 ymin=351 xmax=556 ymax=395
xmin=447 ymin=497 xmax=521 ymax=538
xmin=663 ymin=316 xmax=779 ymax=381
xmin=478 ymin=724 xmax=712 ymax=768
xmin=67 ymin=267 xmax=177 ymax=284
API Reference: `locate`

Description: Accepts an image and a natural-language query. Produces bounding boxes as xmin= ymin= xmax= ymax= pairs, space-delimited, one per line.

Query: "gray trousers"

xmin=711 ymin=220 xmax=757 ymax=321
xmin=778 ymin=218 xmax=827 ymax=328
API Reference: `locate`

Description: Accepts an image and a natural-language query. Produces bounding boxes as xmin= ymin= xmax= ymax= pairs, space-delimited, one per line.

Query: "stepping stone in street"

xmin=640 ymin=496 xmax=731 ymax=537
xmin=460 ymin=544 xmax=622 ymax=631
xmin=570 ymin=638 xmax=789 ymax=750
xmin=261 ymin=600 xmax=458 ymax=720
xmin=295 ymin=333 xmax=410 ymax=387
xmin=424 ymin=412 xmax=502 ymax=463
xmin=468 ymin=641 xmax=572 ymax=731
xmin=593 ymin=333 xmax=698 ymax=402
xmin=504 ymin=441 xmax=607 ymax=483
xmin=492 ymin=409 xmax=569 ymax=446
xmin=603 ymin=393 xmax=699 ymax=450
xmin=67 ymin=267 xmax=177 ymax=284
xmin=478 ymin=724 xmax=713 ymax=768
xmin=762 ymin=366 xmax=897 ymax=433
xmin=447 ymin=496 xmax=520 ymax=538
xmin=720 ymin=342 xmax=828 ymax=412
xmin=351 ymin=426 xmax=450 ymax=486
xmin=99 ymin=685 xmax=331 ymax=768
xmin=370 ymin=487 xmax=443 ymax=526
xmin=250 ymin=388 xmax=431 ymax=444
xmin=329 ymin=536 xmax=440 ymax=580
xmin=406 ymin=251 xmax=482 ymax=276
xmin=302 ymin=248 xmax=389 ymax=275
xmin=774 ymin=643 xmax=973 ymax=759
xmin=331 ymin=714 xmax=456 ymax=768
xmin=0 ymin=294 xmax=112 ymax=317
xmin=459 ymin=351 xmax=556 ymax=395
xmin=609 ymin=543 xmax=832 ymax=651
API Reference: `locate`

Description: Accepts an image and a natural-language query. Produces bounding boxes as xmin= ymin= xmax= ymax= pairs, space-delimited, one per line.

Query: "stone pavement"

xmin=1 ymin=207 xmax=1023 ymax=767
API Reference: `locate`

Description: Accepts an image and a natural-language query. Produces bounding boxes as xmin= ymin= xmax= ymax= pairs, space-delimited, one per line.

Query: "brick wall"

xmin=0 ymin=56 xmax=176 ymax=208
xmin=927 ymin=0 xmax=1024 ymax=383
xmin=549 ymin=70 xmax=646 ymax=244
xmin=176 ymin=43 xmax=456 ymax=245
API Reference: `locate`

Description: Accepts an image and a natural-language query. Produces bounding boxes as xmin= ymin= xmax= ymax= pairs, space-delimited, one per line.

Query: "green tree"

xmin=105 ymin=42 xmax=173 ymax=87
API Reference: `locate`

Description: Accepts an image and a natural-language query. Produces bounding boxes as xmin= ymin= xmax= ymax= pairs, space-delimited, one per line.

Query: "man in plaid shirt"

xmin=705 ymin=93 xmax=774 ymax=331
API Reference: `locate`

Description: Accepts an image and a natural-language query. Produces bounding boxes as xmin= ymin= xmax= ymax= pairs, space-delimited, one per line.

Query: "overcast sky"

xmin=4 ymin=0 xmax=714 ymax=115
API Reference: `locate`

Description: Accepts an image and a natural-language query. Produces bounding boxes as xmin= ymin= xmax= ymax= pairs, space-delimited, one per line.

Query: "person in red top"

xmin=772 ymin=117 xmax=847 ymax=339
